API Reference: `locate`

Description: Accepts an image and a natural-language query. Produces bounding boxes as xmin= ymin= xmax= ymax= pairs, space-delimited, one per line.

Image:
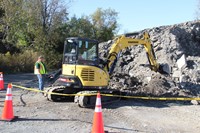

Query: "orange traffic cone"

xmin=0 ymin=72 xmax=4 ymax=90
xmin=91 ymin=92 xmax=105 ymax=133
xmin=1 ymin=83 xmax=17 ymax=121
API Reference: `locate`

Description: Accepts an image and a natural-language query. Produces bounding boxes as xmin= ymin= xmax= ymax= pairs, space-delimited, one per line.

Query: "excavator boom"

xmin=104 ymin=32 xmax=170 ymax=75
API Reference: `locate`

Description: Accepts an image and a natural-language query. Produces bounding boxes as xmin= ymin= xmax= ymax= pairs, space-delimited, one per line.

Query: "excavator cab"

xmin=61 ymin=37 xmax=109 ymax=89
xmin=63 ymin=37 xmax=99 ymax=66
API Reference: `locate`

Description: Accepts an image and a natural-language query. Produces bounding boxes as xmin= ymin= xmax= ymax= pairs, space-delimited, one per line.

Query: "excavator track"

xmin=45 ymin=85 xmax=121 ymax=108
xmin=74 ymin=89 xmax=121 ymax=108
xmin=45 ymin=86 xmax=69 ymax=102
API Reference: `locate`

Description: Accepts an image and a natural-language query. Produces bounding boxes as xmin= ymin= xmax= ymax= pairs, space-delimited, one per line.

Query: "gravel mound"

xmin=99 ymin=21 xmax=200 ymax=97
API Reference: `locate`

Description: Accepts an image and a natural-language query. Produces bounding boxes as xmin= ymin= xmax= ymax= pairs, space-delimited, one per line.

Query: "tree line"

xmin=0 ymin=0 xmax=119 ymax=73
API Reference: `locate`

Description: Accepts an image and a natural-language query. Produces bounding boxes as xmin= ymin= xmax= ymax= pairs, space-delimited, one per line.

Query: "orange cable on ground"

xmin=1 ymin=83 xmax=17 ymax=121
xmin=91 ymin=92 xmax=105 ymax=133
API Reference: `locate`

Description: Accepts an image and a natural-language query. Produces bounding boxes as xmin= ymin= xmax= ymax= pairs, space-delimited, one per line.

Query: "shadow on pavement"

xmin=103 ymin=99 xmax=192 ymax=109
xmin=16 ymin=117 xmax=90 ymax=122
xmin=104 ymin=125 xmax=144 ymax=133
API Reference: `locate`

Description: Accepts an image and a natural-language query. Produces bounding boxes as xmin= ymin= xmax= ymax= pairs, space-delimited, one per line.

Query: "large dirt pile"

xmin=99 ymin=21 xmax=200 ymax=97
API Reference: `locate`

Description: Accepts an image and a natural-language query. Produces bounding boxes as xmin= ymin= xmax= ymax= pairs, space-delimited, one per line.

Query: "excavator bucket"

xmin=158 ymin=63 xmax=171 ymax=74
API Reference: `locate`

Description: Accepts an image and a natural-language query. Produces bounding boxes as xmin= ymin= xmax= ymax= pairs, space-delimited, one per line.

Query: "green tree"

xmin=0 ymin=0 xmax=70 ymax=69
xmin=61 ymin=8 xmax=119 ymax=42
xmin=24 ymin=0 xmax=69 ymax=50
xmin=64 ymin=15 xmax=94 ymax=38
xmin=1 ymin=0 xmax=29 ymax=48
xmin=26 ymin=0 xmax=70 ymax=68
xmin=1 ymin=0 xmax=69 ymax=50
xmin=91 ymin=8 xmax=119 ymax=41
xmin=0 ymin=1 xmax=119 ymax=72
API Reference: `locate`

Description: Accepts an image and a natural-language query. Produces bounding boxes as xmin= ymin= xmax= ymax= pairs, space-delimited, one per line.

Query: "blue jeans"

xmin=37 ymin=74 xmax=45 ymax=91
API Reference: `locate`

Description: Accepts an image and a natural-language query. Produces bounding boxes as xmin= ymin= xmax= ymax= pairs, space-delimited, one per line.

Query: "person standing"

xmin=34 ymin=56 xmax=47 ymax=92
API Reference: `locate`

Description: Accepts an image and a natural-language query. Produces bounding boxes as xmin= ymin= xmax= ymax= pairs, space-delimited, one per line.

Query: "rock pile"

xmin=99 ymin=21 xmax=200 ymax=97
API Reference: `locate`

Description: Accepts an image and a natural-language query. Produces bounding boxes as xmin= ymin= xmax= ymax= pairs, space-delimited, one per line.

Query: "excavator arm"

xmin=104 ymin=32 xmax=170 ymax=75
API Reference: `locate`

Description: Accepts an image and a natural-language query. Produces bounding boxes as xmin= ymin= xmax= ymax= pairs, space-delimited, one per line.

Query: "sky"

xmin=68 ymin=0 xmax=198 ymax=34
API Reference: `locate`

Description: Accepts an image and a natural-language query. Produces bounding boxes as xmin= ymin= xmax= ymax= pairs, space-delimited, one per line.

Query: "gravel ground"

xmin=0 ymin=74 xmax=200 ymax=133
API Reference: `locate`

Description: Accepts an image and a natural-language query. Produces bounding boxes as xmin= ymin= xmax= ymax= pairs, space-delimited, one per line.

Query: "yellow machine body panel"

xmin=62 ymin=64 xmax=76 ymax=76
xmin=62 ymin=64 xmax=109 ymax=87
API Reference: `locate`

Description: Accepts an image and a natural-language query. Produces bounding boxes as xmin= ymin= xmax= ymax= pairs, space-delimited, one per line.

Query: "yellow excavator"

xmin=45 ymin=32 xmax=170 ymax=107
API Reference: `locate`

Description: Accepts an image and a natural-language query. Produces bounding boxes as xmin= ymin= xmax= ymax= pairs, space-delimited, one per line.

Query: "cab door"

xmin=62 ymin=39 xmax=78 ymax=76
